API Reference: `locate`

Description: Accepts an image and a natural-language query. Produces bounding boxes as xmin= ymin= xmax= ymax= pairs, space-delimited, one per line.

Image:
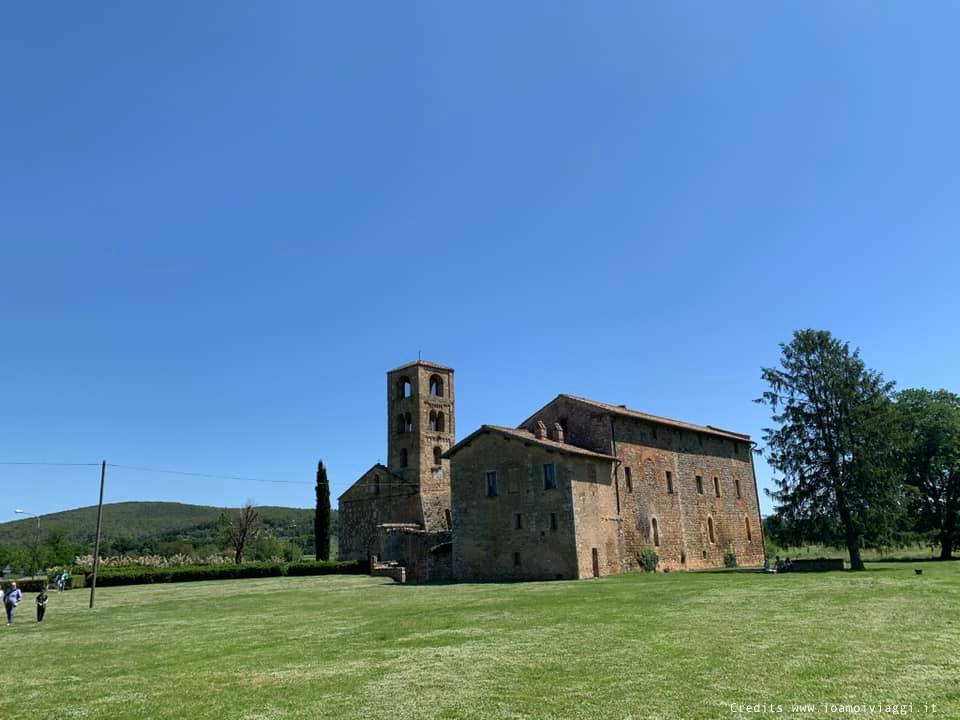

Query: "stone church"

xmin=338 ymin=360 xmax=765 ymax=582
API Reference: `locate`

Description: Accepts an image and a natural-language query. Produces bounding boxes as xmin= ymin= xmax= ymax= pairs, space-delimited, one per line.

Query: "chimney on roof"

xmin=534 ymin=421 xmax=547 ymax=440
xmin=618 ymin=404 xmax=627 ymax=408
xmin=552 ymin=422 xmax=564 ymax=443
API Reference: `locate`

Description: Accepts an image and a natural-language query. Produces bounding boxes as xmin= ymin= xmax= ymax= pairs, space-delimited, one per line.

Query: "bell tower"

xmin=386 ymin=360 xmax=454 ymax=531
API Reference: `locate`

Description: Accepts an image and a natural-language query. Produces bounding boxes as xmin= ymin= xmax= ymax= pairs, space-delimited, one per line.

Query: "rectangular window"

xmin=714 ymin=476 xmax=721 ymax=497
xmin=624 ymin=467 xmax=633 ymax=492
xmin=666 ymin=471 xmax=674 ymax=494
xmin=514 ymin=513 xmax=523 ymax=530
xmin=513 ymin=551 xmax=521 ymax=567
xmin=550 ymin=512 xmax=558 ymax=531
xmin=696 ymin=475 xmax=704 ymax=494
xmin=735 ymin=478 xmax=742 ymax=498
xmin=486 ymin=471 xmax=498 ymax=497
xmin=543 ymin=463 xmax=557 ymax=490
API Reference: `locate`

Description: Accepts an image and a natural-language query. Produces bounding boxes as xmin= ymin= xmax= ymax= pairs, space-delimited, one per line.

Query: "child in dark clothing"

xmin=36 ymin=590 xmax=48 ymax=622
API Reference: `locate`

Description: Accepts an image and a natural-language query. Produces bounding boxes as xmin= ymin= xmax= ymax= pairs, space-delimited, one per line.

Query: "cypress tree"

xmin=315 ymin=460 xmax=331 ymax=561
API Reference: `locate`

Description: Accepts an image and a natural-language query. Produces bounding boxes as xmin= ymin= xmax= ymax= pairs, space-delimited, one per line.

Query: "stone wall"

xmin=451 ymin=432 xmax=588 ymax=580
xmin=338 ymin=465 xmax=422 ymax=562
xmin=450 ymin=430 xmax=618 ymax=581
xmin=568 ymin=460 xmax=622 ymax=578
xmin=376 ymin=526 xmax=453 ymax=582
xmin=524 ymin=397 xmax=765 ymax=571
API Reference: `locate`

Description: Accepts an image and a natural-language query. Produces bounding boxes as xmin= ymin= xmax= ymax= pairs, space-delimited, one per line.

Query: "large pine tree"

xmin=315 ymin=460 xmax=331 ymax=561
xmin=757 ymin=329 xmax=902 ymax=570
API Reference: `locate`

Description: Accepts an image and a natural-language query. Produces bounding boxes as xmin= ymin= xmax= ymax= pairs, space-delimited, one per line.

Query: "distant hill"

xmin=0 ymin=501 xmax=334 ymax=553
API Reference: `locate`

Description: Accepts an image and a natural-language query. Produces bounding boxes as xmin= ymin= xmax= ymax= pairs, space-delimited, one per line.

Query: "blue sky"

xmin=2 ymin=3 xmax=958 ymax=523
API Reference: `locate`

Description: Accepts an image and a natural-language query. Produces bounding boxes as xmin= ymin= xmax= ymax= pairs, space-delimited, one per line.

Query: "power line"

xmin=107 ymin=463 xmax=313 ymax=486
xmin=0 ymin=459 xmax=419 ymax=488
xmin=0 ymin=461 xmax=100 ymax=467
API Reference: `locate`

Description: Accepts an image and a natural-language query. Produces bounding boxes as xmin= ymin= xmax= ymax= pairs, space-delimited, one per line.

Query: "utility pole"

xmin=89 ymin=459 xmax=106 ymax=609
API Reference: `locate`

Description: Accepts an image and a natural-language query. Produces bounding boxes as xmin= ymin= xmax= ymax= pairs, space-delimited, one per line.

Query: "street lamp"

xmin=14 ymin=509 xmax=40 ymax=531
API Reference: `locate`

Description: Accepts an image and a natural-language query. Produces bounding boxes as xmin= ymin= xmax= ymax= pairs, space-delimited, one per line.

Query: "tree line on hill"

xmin=0 ymin=501 xmax=339 ymax=576
xmin=758 ymin=329 xmax=960 ymax=569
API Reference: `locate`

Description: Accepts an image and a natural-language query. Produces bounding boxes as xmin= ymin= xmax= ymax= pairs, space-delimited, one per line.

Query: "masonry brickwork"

xmin=516 ymin=395 xmax=765 ymax=572
xmin=337 ymin=360 xmax=455 ymax=579
xmin=339 ymin=361 xmax=765 ymax=582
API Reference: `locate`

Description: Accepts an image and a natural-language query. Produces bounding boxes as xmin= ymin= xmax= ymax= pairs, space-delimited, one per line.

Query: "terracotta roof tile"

xmin=444 ymin=424 xmax=618 ymax=461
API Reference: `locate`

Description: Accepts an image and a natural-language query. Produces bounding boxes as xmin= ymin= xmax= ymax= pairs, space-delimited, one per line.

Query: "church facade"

xmin=338 ymin=360 xmax=765 ymax=581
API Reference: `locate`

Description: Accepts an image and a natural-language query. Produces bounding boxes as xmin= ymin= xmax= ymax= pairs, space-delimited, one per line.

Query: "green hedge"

xmin=3 ymin=578 xmax=47 ymax=593
xmin=82 ymin=560 xmax=366 ymax=587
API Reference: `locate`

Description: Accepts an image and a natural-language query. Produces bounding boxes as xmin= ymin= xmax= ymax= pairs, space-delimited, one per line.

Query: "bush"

xmin=724 ymin=552 xmax=739 ymax=568
xmin=638 ymin=547 xmax=659 ymax=573
xmin=82 ymin=560 xmax=365 ymax=587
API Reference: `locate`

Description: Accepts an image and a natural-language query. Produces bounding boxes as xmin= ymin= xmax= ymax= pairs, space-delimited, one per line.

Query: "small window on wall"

xmin=651 ymin=518 xmax=660 ymax=547
xmin=624 ymin=467 xmax=633 ymax=492
xmin=543 ymin=463 xmax=557 ymax=490
xmin=513 ymin=551 xmax=521 ymax=567
xmin=373 ymin=475 xmax=380 ymax=495
xmin=400 ymin=449 xmax=408 ymax=469
xmin=707 ymin=516 xmax=716 ymax=543
xmin=434 ymin=446 xmax=442 ymax=466
xmin=696 ymin=476 xmax=704 ymax=495
xmin=745 ymin=517 xmax=752 ymax=541
xmin=714 ymin=476 xmax=721 ymax=497
xmin=550 ymin=512 xmax=558 ymax=531
xmin=735 ymin=478 xmax=742 ymax=498
xmin=486 ymin=471 xmax=498 ymax=497
xmin=666 ymin=471 xmax=674 ymax=494
xmin=515 ymin=513 xmax=523 ymax=530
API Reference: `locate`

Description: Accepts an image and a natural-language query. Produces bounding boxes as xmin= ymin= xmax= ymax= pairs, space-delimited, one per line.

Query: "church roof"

xmin=387 ymin=359 xmax=454 ymax=374
xmin=519 ymin=394 xmax=751 ymax=442
xmin=443 ymin=424 xmax=619 ymax=461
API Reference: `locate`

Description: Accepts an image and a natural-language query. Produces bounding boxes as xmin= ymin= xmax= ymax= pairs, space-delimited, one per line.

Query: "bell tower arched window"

xmin=397 ymin=376 xmax=412 ymax=399
xmin=429 ymin=375 xmax=444 ymax=397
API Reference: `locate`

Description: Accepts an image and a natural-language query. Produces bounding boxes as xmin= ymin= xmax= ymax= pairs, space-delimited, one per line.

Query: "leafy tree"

xmin=315 ymin=460 xmax=331 ymax=561
xmin=44 ymin=527 xmax=84 ymax=567
xmin=895 ymin=389 xmax=960 ymax=559
xmin=217 ymin=504 xmax=262 ymax=564
xmin=757 ymin=329 xmax=902 ymax=570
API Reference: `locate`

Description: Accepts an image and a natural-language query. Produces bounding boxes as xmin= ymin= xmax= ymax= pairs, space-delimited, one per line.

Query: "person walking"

xmin=4 ymin=582 xmax=22 ymax=626
xmin=36 ymin=588 xmax=48 ymax=623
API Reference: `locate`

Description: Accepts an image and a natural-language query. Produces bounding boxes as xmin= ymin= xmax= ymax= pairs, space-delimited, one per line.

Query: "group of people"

xmin=774 ymin=555 xmax=795 ymax=572
xmin=3 ymin=581 xmax=49 ymax=626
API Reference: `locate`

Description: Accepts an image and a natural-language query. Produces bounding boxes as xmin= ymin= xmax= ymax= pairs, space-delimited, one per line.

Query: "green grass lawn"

xmin=2 ymin=564 xmax=957 ymax=720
